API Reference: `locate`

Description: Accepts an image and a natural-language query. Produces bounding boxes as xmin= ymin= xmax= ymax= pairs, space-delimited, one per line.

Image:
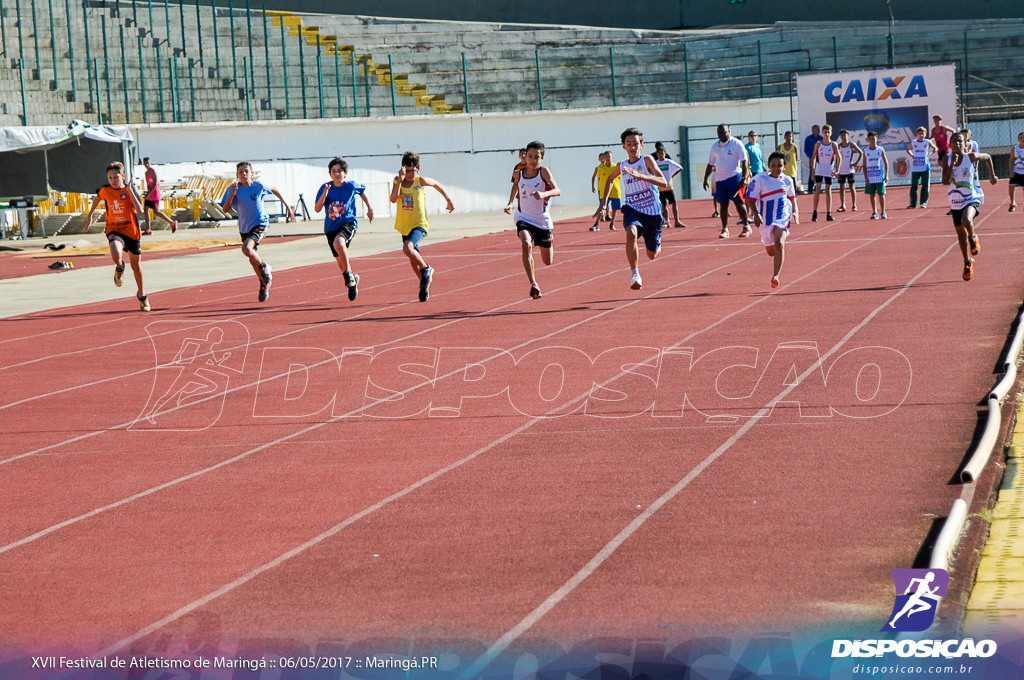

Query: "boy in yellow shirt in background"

xmin=390 ymin=151 xmax=455 ymax=302
xmin=589 ymin=151 xmax=619 ymax=231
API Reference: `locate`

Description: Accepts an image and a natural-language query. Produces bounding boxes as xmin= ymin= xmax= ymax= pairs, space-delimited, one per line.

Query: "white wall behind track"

xmin=130 ymin=98 xmax=792 ymax=217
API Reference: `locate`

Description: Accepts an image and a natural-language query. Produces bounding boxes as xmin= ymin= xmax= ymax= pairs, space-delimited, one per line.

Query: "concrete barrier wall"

xmin=130 ymin=97 xmax=792 ymax=218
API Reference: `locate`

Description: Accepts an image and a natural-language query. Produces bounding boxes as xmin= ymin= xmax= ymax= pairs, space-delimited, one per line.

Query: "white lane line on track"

xmin=0 ymin=218 xmax=635 ymax=391
xmin=7 ymin=207 xmax=804 ymax=457
xmin=89 ymin=216 xmax=913 ymax=655
xmin=0 ymin=250 xmax=571 ymax=418
xmin=91 ymin=417 xmax=540 ymax=660
xmin=0 ymin=237 xmax=767 ymax=547
xmin=0 ymin=248 xmax=613 ymax=468
xmin=0 ymin=255 xmax=495 ymax=369
xmin=460 ymin=236 xmax=961 ymax=679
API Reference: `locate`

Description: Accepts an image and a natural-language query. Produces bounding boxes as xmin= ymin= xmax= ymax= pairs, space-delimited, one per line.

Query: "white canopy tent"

xmin=0 ymin=120 xmax=134 ymax=203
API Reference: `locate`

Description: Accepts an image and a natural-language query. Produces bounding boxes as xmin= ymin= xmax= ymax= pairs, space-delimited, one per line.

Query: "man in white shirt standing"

xmin=703 ymin=124 xmax=751 ymax=239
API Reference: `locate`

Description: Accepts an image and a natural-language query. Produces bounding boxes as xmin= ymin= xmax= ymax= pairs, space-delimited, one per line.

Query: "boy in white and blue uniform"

xmin=810 ymin=124 xmax=840 ymax=222
xmin=745 ymin=151 xmax=799 ymax=289
xmin=836 ymin=129 xmax=863 ymax=213
xmin=221 ymin=161 xmax=295 ymax=302
xmin=505 ymin=140 xmax=561 ymax=300
xmin=595 ymin=127 xmax=669 ymax=291
xmin=964 ymin=129 xmax=985 ymax=205
xmin=906 ymin=126 xmax=938 ymax=209
xmin=314 ymin=157 xmax=374 ymax=301
xmin=1009 ymin=131 xmax=1024 ymax=212
xmin=942 ymin=132 xmax=998 ymax=281
xmin=702 ymin=124 xmax=750 ymax=238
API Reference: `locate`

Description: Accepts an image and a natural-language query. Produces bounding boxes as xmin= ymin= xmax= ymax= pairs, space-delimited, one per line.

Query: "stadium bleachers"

xmin=0 ymin=3 xmax=1022 ymax=126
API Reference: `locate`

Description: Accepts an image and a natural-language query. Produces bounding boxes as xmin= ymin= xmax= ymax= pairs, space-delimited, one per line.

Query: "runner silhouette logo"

xmin=132 ymin=320 xmax=250 ymax=431
xmin=882 ymin=568 xmax=948 ymax=632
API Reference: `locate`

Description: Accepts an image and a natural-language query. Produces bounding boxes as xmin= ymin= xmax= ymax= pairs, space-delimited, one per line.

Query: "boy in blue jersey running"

xmin=745 ymin=151 xmax=799 ymax=289
xmin=315 ymin=157 xmax=374 ymax=301
xmin=595 ymin=127 xmax=669 ymax=290
xmin=221 ymin=161 xmax=295 ymax=302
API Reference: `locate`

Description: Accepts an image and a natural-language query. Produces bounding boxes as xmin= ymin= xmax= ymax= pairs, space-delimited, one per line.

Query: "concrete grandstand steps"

xmin=40 ymin=213 xmax=74 ymax=237
xmin=52 ymin=213 xmax=92 ymax=236
xmin=299 ymin=13 xmax=684 ymax=42
xmin=259 ymin=9 xmax=463 ymax=115
xmin=3 ymin=3 xmax=1024 ymax=125
xmin=1 ymin=1 xmax=213 ymax=122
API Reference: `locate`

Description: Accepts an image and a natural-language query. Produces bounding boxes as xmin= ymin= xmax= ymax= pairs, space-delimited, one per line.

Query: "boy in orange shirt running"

xmin=85 ymin=162 xmax=151 ymax=311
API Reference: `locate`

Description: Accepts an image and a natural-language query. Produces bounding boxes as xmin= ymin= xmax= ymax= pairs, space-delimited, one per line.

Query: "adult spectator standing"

xmin=141 ymin=157 xmax=177 ymax=234
xmin=745 ymin=130 xmax=765 ymax=176
xmin=702 ymin=124 xmax=750 ymax=239
xmin=931 ymin=115 xmax=956 ymax=164
xmin=803 ymin=125 xmax=822 ymax=195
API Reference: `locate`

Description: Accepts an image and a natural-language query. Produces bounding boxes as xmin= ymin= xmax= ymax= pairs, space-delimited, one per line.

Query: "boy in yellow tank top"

xmin=589 ymin=151 xmax=620 ymax=231
xmin=389 ymin=151 xmax=454 ymax=302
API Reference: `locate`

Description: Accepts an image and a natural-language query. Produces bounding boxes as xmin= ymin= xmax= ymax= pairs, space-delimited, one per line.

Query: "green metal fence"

xmin=1 ymin=3 xmax=1023 ymax=127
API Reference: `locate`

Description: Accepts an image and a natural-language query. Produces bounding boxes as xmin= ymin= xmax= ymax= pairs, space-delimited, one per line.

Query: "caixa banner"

xmin=796 ymin=65 xmax=957 ymax=187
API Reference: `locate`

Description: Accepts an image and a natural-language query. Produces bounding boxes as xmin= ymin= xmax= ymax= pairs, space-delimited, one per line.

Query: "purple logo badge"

xmin=882 ymin=568 xmax=948 ymax=632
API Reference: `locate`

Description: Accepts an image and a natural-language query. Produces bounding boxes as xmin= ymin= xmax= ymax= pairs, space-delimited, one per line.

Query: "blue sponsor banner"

xmin=826 ymin=105 xmax=930 ymax=149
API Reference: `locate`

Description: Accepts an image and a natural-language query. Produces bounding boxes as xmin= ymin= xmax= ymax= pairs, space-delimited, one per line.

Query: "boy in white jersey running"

xmin=810 ymin=124 xmax=840 ymax=222
xmin=906 ymin=127 xmax=938 ymax=209
xmin=942 ymin=132 xmax=997 ymax=281
xmin=1010 ymin=131 xmax=1024 ymax=212
xmin=746 ymin=151 xmax=799 ymax=289
xmin=836 ymin=129 xmax=863 ymax=212
xmin=862 ymin=131 xmax=889 ymax=219
xmin=505 ymin=140 xmax=561 ymax=299
xmin=595 ymin=127 xmax=670 ymax=290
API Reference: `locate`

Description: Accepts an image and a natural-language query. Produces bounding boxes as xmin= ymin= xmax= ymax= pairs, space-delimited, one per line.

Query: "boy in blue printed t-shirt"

xmin=315 ymin=157 xmax=375 ymax=301
xmin=221 ymin=161 xmax=295 ymax=302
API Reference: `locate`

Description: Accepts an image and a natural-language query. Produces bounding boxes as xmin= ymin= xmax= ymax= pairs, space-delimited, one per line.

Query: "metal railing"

xmin=1 ymin=5 xmax=1023 ymax=126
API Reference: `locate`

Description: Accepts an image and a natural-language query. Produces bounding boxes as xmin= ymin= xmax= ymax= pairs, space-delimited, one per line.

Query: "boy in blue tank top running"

xmin=594 ymin=127 xmax=669 ymax=291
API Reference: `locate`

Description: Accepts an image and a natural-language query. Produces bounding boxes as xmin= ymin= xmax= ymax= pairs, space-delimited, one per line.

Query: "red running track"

xmin=1 ymin=188 xmax=1022 ymax=671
